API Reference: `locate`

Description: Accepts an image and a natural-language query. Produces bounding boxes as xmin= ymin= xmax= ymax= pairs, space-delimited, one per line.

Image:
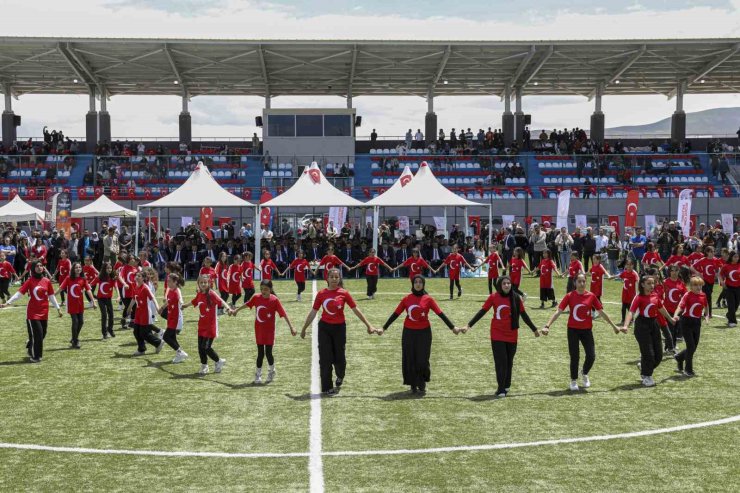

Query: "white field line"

xmin=309 ymin=279 xmax=324 ymax=493
xmin=0 ymin=415 xmax=737 ymax=459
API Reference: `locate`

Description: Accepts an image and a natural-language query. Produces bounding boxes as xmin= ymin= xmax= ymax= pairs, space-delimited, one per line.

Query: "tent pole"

xmin=147 ymin=209 xmax=151 ymax=245
xmin=464 ymin=207 xmax=469 ymax=238
xmin=254 ymin=205 xmax=261 ymax=281
xmin=372 ymin=206 xmax=379 ymax=251
xmin=134 ymin=206 xmax=141 ymax=255
xmin=157 ymin=209 xmax=161 ymax=244
xmin=443 ymin=207 xmax=447 ymax=239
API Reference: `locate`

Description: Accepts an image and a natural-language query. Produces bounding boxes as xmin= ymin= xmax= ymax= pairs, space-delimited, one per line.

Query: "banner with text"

xmin=677 ymin=189 xmax=693 ymax=237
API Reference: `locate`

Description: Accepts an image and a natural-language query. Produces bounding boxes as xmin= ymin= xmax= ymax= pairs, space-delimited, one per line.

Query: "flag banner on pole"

xmin=625 ymin=189 xmax=639 ymax=228
xmin=608 ymin=215 xmax=620 ymax=237
xmin=541 ymin=215 xmax=552 ymax=227
xmin=556 ymin=190 xmax=571 ymax=230
xmin=200 ymin=207 xmax=214 ymax=240
xmin=328 ymin=207 xmax=347 ymax=230
xmin=55 ymin=192 xmax=72 ymax=240
xmin=677 ymin=188 xmax=693 ymax=237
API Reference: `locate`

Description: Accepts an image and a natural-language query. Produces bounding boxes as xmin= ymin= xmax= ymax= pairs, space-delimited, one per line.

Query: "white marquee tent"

xmin=72 ymin=194 xmax=137 ymax=218
xmin=0 ymin=195 xmax=45 ymax=223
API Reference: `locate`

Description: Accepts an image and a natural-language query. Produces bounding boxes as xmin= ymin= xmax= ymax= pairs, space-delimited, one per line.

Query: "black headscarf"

xmin=495 ymin=276 xmax=521 ymax=330
xmin=30 ymin=260 xmax=43 ymax=280
xmin=411 ymin=275 xmax=427 ymax=297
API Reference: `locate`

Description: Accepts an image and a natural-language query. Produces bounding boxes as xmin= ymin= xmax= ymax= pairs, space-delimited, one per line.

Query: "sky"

xmin=3 ymin=0 xmax=740 ymax=140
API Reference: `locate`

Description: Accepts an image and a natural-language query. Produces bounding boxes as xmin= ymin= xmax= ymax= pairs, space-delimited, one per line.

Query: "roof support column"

xmin=502 ymin=84 xmax=514 ymax=147
xmin=2 ymin=84 xmax=17 ymax=147
xmin=425 ymin=91 xmax=437 ymax=145
xmin=590 ymin=83 xmax=605 ymax=143
xmin=264 ymin=95 xmax=271 ymax=109
xmin=179 ymin=93 xmax=191 ymax=146
xmin=671 ymin=80 xmax=687 ymax=145
xmin=98 ymin=86 xmax=111 ymax=144
xmin=514 ymin=86 xmax=525 ymax=148
xmin=85 ymin=86 xmax=98 ymax=153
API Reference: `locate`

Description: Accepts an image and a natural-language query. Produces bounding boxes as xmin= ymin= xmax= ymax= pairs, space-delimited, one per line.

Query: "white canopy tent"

xmin=366 ymin=161 xmax=489 ymax=249
xmin=0 ymin=195 xmax=45 ymax=223
xmin=71 ymin=194 xmax=137 ymax=218
xmin=136 ymin=162 xmax=255 ymax=254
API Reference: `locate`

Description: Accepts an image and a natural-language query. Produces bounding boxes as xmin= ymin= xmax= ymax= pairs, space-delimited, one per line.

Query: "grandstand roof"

xmin=1 ymin=37 xmax=739 ymax=99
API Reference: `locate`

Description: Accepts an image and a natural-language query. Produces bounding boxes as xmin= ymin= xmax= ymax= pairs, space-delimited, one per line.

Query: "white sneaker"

xmin=156 ymin=338 xmax=165 ymax=354
xmin=266 ymin=365 xmax=276 ymax=383
xmin=729 ymin=323 xmax=737 ymax=328
xmin=199 ymin=364 xmax=209 ymax=375
xmin=522 ymin=292 xmax=528 ymax=301
xmin=296 ymin=294 xmax=302 ymax=302
xmin=581 ymin=373 xmax=591 ymax=388
xmin=254 ymin=368 xmax=263 ymax=384
xmin=569 ymin=380 xmax=579 ymax=391
xmin=642 ymin=376 xmax=655 ymax=387
xmin=172 ymin=350 xmax=188 ymax=363
xmin=88 ymin=301 xmax=95 ymax=309
xmin=215 ymin=358 xmax=226 ymax=373
xmin=132 ymin=351 xmax=145 ymax=357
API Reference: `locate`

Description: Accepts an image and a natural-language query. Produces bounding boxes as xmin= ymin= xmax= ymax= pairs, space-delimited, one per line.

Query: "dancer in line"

xmin=284 ymin=250 xmax=310 ymax=301
xmin=394 ymin=249 xmax=431 ymax=279
xmin=314 ymin=246 xmax=348 ymax=280
xmin=481 ymin=244 xmax=505 ymax=295
xmin=672 ymin=276 xmax=709 ymax=377
xmin=123 ymin=270 xmax=164 ymax=357
xmin=662 ymin=265 xmax=687 ymax=349
xmin=508 ymin=247 xmax=530 ymax=298
xmin=618 ymin=259 xmax=639 ymax=325
xmin=535 ymin=250 xmax=561 ymax=308
xmin=240 ymin=251 xmax=256 ymax=301
xmin=691 ymin=246 xmax=722 ymax=318
xmin=436 ymin=243 xmax=475 ymax=300
xmin=56 ymin=262 xmax=96 ymax=349
xmin=0 ymin=251 xmax=18 ymax=304
xmin=227 ymin=253 xmax=244 ymax=308
xmin=92 ymin=261 xmax=116 ymax=339
xmin=350 ymin=248 xmax=392 ymax=300
xmin=159 ymin=272 xmax=188 ymax=363
xmin=187 ymin=274 xmax=234 ymax=375
xmin=719 ymin=251 xmax=739 ymax=328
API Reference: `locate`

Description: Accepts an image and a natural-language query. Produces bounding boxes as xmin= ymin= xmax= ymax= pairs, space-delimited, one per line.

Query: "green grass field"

xmin=1 ymin=275 xmax=738 ymax=492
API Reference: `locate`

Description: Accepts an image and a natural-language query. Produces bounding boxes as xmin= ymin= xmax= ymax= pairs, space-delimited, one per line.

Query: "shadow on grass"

xmin=0 ymin=359 xmax=30 ymax=366
xmin=141 ymin=358 xmax=255 ymax=390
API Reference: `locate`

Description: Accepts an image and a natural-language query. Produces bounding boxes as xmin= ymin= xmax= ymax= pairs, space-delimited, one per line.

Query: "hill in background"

xmin=606 ymin=107 xmax=740 ymax=136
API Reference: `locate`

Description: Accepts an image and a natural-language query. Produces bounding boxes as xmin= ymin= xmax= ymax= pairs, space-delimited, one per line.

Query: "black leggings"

xmin=634 ymin=317 xmax=662 ymax=377
xmin=676 ymin=316 xmax=701 ymax=374
xmin=567 ymin=328 xmax=596 ymax=380
xmin=121 ymin=297 xmax=133 ymax=326
xmin=26 ymin=319 xmax=47 ymax=360
xmin=726 ymin=286 xmax=739 ymax=325
xmin=133 ymin=323 xmax=161 ymax=353
xmin=59 ymin=288 xmax=66 ymax=303
xmin=243 ymin=288 xmax=255 ymax=301
xmin=488 ymin=277 xmax=495 ymax=295
xmin=70 ymin=313 xmax=84 ymax=345
xmin=256 ymin=344 xmax=274 ymax=368
xmin=702 ymin=283 xmax=714 ymax=316
xmin=296 ymin=281 xmax=306 ymax=295
xmin=449 ymin=278 xmax=461 ymax=297
xmin=231 ymin=293 xmax=241 ymax=305
xmin=0 ymin=278 xmax=11 ymax=300
xmin=621 ymin=302 xmax=630 ymax=322
xmin=163 ymin=328 xmax=180 ymax=351
xmin=98 ymin=298 xmax=114 ymax=336
xmin=318 ymin=320 xmax=346 ymax=392
xmin=659 ymin=320 xmax=676 ymax=351
xmin=219 ymin=290 xmax=229 ymax=304
xmin=512 ymin=283 xmax=525 ymax=297
xmin=539 ymin=287 xmax=555 ymax=302
xmin=198 ymin=336 xmax=220 ymax=364
xmin=366 ymin=275 xmax=378 ymax=297
xmin=491 ymin=340 xmax=517 ymax=394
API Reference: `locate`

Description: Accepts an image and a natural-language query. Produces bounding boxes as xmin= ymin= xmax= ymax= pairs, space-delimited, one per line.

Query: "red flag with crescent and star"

xmin=400 ymin=174 xmax=412 ymax=187
xmin=200 ymin=207 xmax=213 ymax=240
xmin=625 ymin=189 xmax=639 ymax=228
xmin=608 ymin=215 xmax=620 ymax=237
xmin=308 ymin=168 xmax=321 ymax=184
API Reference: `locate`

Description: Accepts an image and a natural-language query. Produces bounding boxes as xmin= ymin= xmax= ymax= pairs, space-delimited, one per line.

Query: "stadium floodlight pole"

xmin=134 ymin=205 xmax=140 ymax=255
xmin=254 ymin=204 xmax=261 ymax=280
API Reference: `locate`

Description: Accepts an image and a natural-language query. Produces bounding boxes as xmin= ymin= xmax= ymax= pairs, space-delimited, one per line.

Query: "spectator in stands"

xmin=252 ymin=133 xmax=260 ymax=153
xmin=370 ymin=129 xmax=377 ymax=143
xmin=438 ymin=129 xmax=445 ymax=147
xmin=263 ymin=151 xmax=272 ymax=171
xmin=718 ymin=155 xmax=730 ymax=183
xmin=405 ymin=129 xmax=413 ymax=149
xmin=449 ymin=129 xmax=457 ymax=148
xmin=414 ymin=129 xmax=424 ymax=149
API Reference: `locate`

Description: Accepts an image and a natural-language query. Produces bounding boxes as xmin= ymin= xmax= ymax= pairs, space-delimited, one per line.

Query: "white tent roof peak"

xmin=72 ymin=194 xmax=137 ymax=218
xmin=0 ymin=195 xmax=45 ymax=223
xmin=262 ymin=163 xmax=364 ymax=208
xmin=367 ymin=161 xmax=479 ymax=207
xmin=142 ymin=162 xmax=254 ymax=208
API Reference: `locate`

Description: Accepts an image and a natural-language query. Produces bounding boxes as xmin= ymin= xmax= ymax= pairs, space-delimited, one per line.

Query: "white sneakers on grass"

xmin=569 ymin=380 xmax=579 ymax=391
xmin=172 ymin=350 xmax=188 ymax=363
xmin=215 ymin=358 xmax=226 ymax=373
xmin=199 ymin=364 xmax=209 ymax=375
xmin=254 ymin=367 xmax=262 ymax=384
xmin=642 ymin=376 xmax=656 ymax=387
xmin=266 ymin=365 xmax=276 ymax=383
xmin=580 ymin=373 xmax=591 ymax=388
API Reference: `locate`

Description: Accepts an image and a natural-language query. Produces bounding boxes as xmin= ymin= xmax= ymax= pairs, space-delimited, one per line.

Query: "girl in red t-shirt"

xmin=663 ymin=265 xmax=687 ymax=349
xmin=379 ymin=275 xmax=459 ymax=395
xmin=123 ymin=270 xmax=163 ymax=357
xmin=300 ymin=268 xmax=377 ymax=395
xmin=56 ymin=262 xmax=96 ymax=349
xmin=672 ymin=276 xmax=709 ymax=376
xmin=0 ymin=250 xmax=18 ymax=303
xmin=586 ymin=254 xmax=611 ymax=301
xmin=234 ymin=279 xmax=296 ymax=384
xmin=622 ymin=274 xmax=674 ymax=387
xmin=565 ymin=251 xmax=584 ymax=294
xmin=214 ymin=252 xmax=231 ymax=304
xmin=434 ymin=243 xmax=475 ymax=300
xmin=283 ymin=250 xmax=311 ymax=301
xmin=618 ymin=259 xmax=639 ymax=325
xmin=481 ymin=244 xmax=505 ymax=295
xmin=464 ymin=276 xmax=540 ymax=397
xmin=542 ymin=273 xmax=621 ymax=391
xmin=227 ymin=253 xmax=244 ymax=308
xmin=82 ymin=256 xmax=98 ymax=307
xmin=719 ymin=251 xmax=739 ymax=327
xmin=535 ymin=250 xmax=561 ymax=308
xmin=158 ymin=273 xmax=188 ymax=364
xmin=54 ymin=249 xmax=72 ymax=306
xmin=240 ymin=251 xmax=256 ymax=300
xmin=394 ymin=249 xmax=431 ymax=280
xmin=198 ymin=257 xmax=217 ymax=287
xmin=350 ymin=248 xmax=392 ymax=300
xmin=187 ymin=274 xmax=234 ymax=375
xmin=92 ymin=261 xmax=117 ymax=339
xmin=508 ymin=247 xmax=531 ymax=298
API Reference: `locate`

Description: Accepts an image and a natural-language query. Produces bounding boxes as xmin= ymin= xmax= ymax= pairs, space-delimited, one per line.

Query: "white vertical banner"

xmin=677 ymin=189 xmax=693 ymax=237
xmin=328 ymin=207 xmax=347 ymax=229
xmin=556 ymin=190 xmax=571 ymax=230
xmin=365 ymin=214 xmax=373 ymax=227
xmin=574 ymin=215 xmax=587 ymax=230
xmin=180 ymin=216 xmax=193 ymax=229
xmin=644 ymin=214 xmax=657 ymax=237
xmin=108 ymin=217 xmax=121 ymax=230
xmin=502 ymin=215 xmax=515 ymax=229
xmin=433 ymin=216 xmax=447 ymax=233
xmin=721 ymin=213 xmax=733 ymax=232
xmin=397 ymin=215 xmax=410 ymax=234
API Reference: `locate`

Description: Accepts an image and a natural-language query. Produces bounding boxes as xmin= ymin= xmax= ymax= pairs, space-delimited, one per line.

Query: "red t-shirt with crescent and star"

xmin=481 ymin=292 xmax=527 ymax=342
xmin=312 ymin=287 xmax=357 ymax=324
xmin=558 ymin=290 xmax=602 ymax=330
xmin=392 ymin=293 xmax=442 ymax=330
xmin=19 ymin=277 xmax=55 ymax=320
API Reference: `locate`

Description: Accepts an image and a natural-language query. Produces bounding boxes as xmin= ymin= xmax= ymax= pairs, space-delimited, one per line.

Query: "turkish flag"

xmin=219 ymin=217 xmax=231 ymax=227
xmin=308 ymin=168 xmax=321 ymax=184
xmin=260 ymin=207 xmax=271 ymax=227
xmin=200 ymin=207 xmax=214 ymax=239
xmin=690 ymin=215 xmax=697 ymax=235
xmin=524 ymin=216 xmax=533 ymax=225
xmin=625 ymin=189 xmax=639 ymax=228
xmin=608 ymin=215 xmax=620 ymax=237
xmin=144 ymin=216 xmax=158 ymax=231
xmin=541 ymin=215 xmax=552 ymax=227
xmin=400 ymin=174 xmax=412 ymax=187
xmin=362 ymin=187 xmax=371 ymax=198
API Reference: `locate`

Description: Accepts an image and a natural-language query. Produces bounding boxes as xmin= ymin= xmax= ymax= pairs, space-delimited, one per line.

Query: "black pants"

xmin=133 ymin=323 xmax=161 ymax=353
xmin=296 ymin=281 xmax=306 ymax=295
xmin=702 ymin=283 xmax=714 ymax=316
xmin=531 ymin=251 xmax=542 ymax=271
xmin=26 ymin=319 xmax=47 ymax=360
xmin=163 ymin=328 xmax=180 ymax=351
xmin=512 ymin=283 xmax=525 ymax=297
xmin=198 ymin=336 xmax=219 ymax=364
xmin=567 ymin=328 xmax=595 ymax=380
xmin=256 ymin=344 xmax=274 ymax=368
xmin=70 ymin=313 xmax=84 ymax=345
xmin=366 ymin=275 xmax=378 ymax=297
xmin=488 ymin=277 xmax=495 ymax=295
xmin=59 ymin=288 xmax=66 ymax=303
xmin=539 ymin=287 xmax=555 ymax=302
xmin=621 ymin=302 xmax=630 ymax=323
xmin=659 ymin=320 xmax=676 ymax=351
xmin=566 ymin=277 xmax=576 ymax=293
xmin=98 ymin=298 xmax=114 ymax=336
xmin=583 ymin=253 xmax=594 ymax=273
xmin=725 ymin=286 xmax=739 ymax=324
xmin=676 ymin=316 xmax=701 ymax=374
xmin=491 ymin=340 xmax=517 ymax=394
xmin=318 ymin=320 xmax=346 ymax=392
xmin=449 ymin=278 xmax=461 ymax=297
xmin=121 ymin=297 xmax=133 ymax=326
xmin=243 ymin=288 xmax=255 ymax=301
xmin=401 ymin=327 xmax=432 ymax=389
xmin=0 ymin=277 xmax=10 ymax=300
xmin=219 ymin=290 xmax=229 ymax=303
xmin=231 ymin=293 xmax=241 ymax=305
xmin=634 ymin=317 xmax=662 ymax=377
